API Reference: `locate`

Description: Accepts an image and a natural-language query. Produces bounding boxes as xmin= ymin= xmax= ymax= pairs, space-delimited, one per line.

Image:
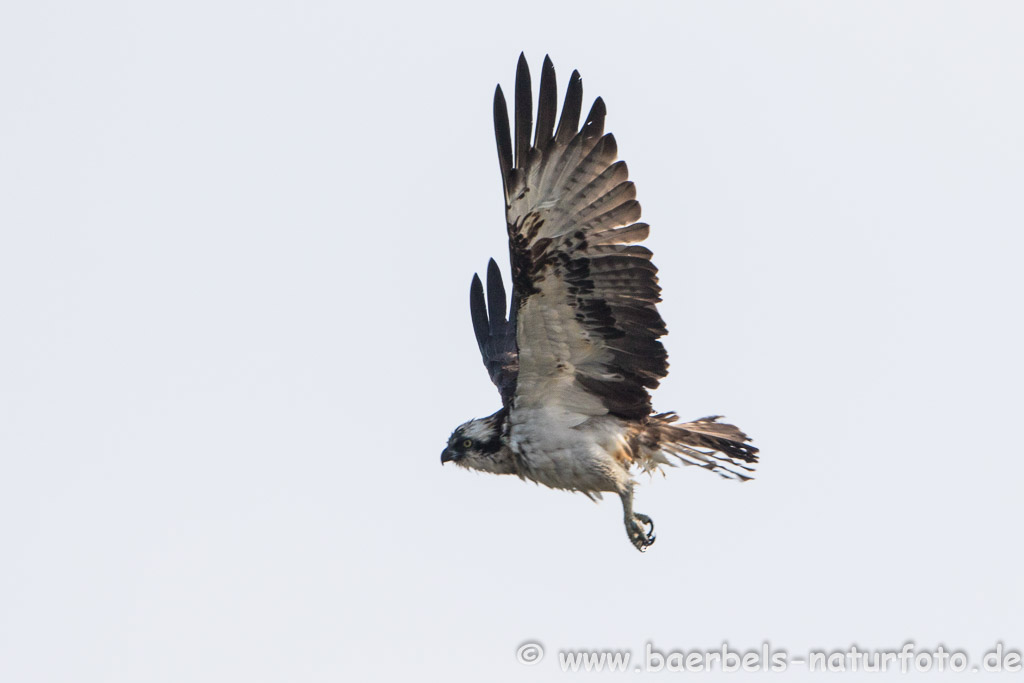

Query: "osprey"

xmin=441 ymin=55 xmax=758 ymax=551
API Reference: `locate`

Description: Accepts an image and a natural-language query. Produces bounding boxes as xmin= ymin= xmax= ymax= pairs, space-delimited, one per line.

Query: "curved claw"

xmin=627 ymin=513 xmax=657 ymax=552
xmin=636 ymin=513 xmax=655 ymax=540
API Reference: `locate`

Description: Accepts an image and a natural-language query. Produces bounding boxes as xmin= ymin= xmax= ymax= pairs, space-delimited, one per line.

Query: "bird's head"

xmin=440 ymin=411 xmax=515 ymax=474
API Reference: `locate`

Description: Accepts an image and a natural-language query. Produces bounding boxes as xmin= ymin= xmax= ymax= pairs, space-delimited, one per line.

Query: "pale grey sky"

xmin=1 ymin=1 xmax=1022 ymax=681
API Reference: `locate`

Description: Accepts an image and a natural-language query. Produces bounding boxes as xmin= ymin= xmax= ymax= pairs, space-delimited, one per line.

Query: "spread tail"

xmin=641 ymin=413 xmax=759 ymax=481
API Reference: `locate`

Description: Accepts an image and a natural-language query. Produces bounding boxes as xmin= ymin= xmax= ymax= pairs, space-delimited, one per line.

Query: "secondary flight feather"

xmin=442 ymin=54 xmax=758 ymax=551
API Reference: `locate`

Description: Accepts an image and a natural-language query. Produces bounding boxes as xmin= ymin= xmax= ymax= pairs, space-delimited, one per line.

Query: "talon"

xmin=633 ymin=513 xmax=655 ymax=546
xmin=626 ymin=512 xmax=657 ymax=551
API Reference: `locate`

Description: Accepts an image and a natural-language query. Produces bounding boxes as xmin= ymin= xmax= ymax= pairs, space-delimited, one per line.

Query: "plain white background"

xmin=2 ymin=1 xmax=1021 ymax=681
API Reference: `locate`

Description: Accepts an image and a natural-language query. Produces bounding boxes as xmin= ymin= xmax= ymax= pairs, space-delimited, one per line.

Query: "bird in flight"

xmin=441 ymin=54 xmax=758 ymax=551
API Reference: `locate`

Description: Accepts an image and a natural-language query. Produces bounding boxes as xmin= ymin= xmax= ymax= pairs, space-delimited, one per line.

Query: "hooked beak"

xmin=441 ymin=448 xmax=458 ymax=465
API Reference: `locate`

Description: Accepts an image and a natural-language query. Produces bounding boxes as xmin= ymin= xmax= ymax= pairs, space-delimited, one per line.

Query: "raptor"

xmin=441 ymin=55 xmax=758 ymax=551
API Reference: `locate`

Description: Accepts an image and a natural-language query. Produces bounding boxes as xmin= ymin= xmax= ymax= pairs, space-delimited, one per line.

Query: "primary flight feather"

xmin=442 ymin=54 xmax=758 ymax=551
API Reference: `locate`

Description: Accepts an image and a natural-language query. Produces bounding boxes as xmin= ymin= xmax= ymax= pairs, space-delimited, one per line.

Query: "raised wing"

xmin=469 ymin=258 xmax=518 ymax=406
xmin=494 ymin=54 xmax=668 ymax=422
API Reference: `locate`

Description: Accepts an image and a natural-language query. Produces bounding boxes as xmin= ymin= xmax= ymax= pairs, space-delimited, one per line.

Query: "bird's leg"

xmin=619 ymin=484 xmax=655 ymax=552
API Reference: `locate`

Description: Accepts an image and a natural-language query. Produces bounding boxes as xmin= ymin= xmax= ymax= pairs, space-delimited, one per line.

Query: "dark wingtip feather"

xmin=555 ymin=69 xmax=583 ymax=143
xmin=514 ymin=54 xmax=533 ymax=169
xmin=486 ymin=258 xmax=508 ymax=325
xmin=470 ymin=273 xmax=489 ymax=355
xmin=493 ymin=85 xmax=512 ymax=195
xmin=535 ymin=56 xmax=557 ymax=149
xmin=583 ymin=96 xmax=607 ymax=140
xmin=602 ymin=132 xmax=617 ymax=160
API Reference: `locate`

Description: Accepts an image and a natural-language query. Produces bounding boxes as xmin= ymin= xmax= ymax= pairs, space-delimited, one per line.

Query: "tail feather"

xmin=641 ymin=413 xmax=759 ymax=481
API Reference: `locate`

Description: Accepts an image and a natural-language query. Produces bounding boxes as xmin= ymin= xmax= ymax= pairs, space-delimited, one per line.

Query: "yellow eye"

xmin=462 ymin=439 xmax=473 ymax=448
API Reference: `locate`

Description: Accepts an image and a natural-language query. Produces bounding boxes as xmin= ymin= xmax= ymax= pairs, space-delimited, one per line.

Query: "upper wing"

xmin=469 ymin=257 xmax=518 ymax=406
xmin=494 ymin=54 xmax=668 ymax=422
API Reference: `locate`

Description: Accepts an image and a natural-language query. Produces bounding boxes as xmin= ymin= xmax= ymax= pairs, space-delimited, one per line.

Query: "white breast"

xmin=508 ymin=407 xmax=632 ymax=495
